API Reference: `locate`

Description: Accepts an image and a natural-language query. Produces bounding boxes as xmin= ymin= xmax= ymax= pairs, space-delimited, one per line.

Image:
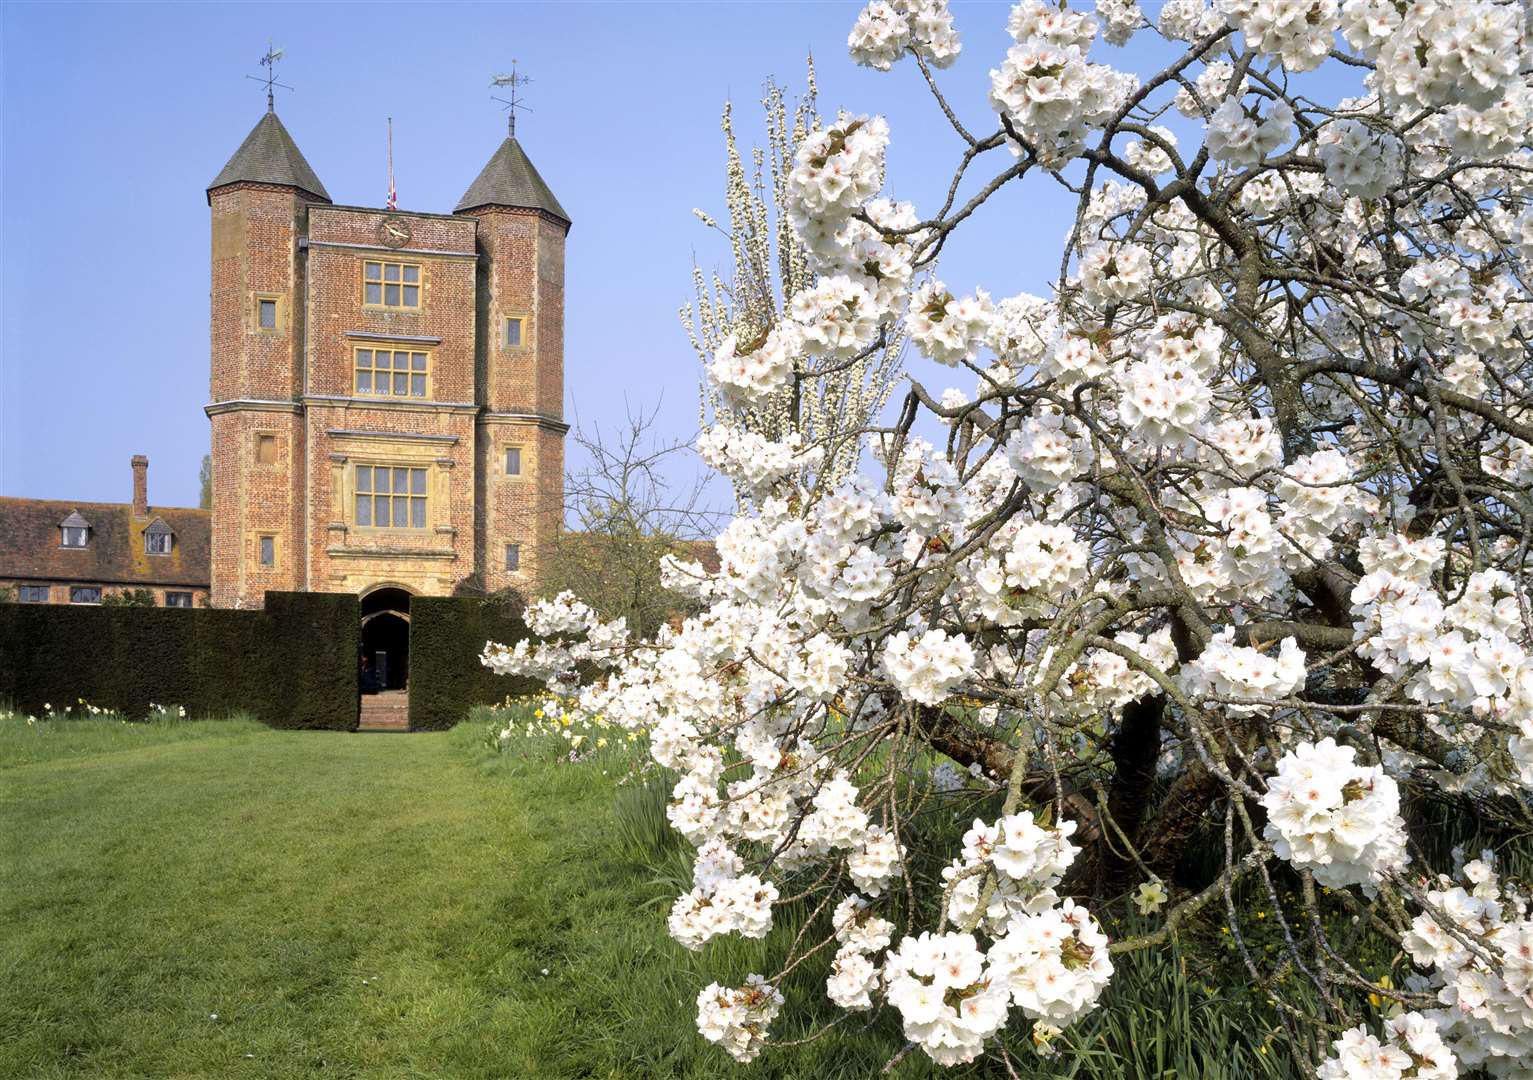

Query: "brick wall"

xmin=208 ymin=179 xmax=567 ymax=608
xmin=465 ymin=205 xmax=569 ymax=595
xmin=209 ymin=408 xmax=304 ymax=606
xmin=208 ymin=183 xmax=316 ymax=607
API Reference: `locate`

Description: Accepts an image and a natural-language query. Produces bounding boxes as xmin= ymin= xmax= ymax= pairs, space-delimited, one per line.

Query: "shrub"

xmin=408 ymin=597 xmax=538 ymax=730
xmin=0 ymin=592 xmax=357 ymax=729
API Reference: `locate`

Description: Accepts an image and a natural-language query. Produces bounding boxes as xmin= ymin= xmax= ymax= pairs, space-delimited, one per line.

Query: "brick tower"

xmin=206 ymin=108 xmax=329 ymax=606
xmin=456 ymin=131 xmax=570 ymax=595
xmin=206 ymin=106 xmax=568 ymax=608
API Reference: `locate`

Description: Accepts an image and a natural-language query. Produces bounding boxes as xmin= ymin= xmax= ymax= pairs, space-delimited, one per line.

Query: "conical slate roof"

xmin=455 ymin=136 xmax=569 ymax=223
xmin=208 ymin=111 xmax=330 ymax=203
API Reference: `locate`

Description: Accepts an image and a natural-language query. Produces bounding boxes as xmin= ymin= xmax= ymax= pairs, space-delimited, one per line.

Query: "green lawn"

xmin=0 ymin=715 xmax=907 ymax=1079
xmin=1 ymin=714 xmax=1306 ymax=1079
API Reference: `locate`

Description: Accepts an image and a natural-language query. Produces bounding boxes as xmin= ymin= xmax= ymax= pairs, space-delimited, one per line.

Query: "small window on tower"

xmin=504 ymin=316 xmax=524 ymax=348
xmin=258 ymin=298 xmax=278 ymax=330
xmin=505 ymin=543 xmax=521 ymax=572
xmin=256 ymin=434 xmax=277 ymax=465
xmin=258 ymin=535 xmax=275 ymax=567
xmin=504 ymin=447 xmax=522 ymax=477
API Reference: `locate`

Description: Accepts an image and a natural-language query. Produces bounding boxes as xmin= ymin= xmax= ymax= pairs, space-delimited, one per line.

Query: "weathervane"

xmin=247 ymin=41 xmax=291 ymax=113
xmin=490 ymin=62 xmax=531 ymax=137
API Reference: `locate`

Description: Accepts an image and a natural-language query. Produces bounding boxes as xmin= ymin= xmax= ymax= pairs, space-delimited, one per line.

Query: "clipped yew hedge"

xmin=408 ymin=596 xmax=537 ymax=730
xmin=0 ymin=591 xmax=358 ymax=730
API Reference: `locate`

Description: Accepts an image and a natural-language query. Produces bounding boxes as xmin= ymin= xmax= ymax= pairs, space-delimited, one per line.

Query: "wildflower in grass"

xmin=1030 ymin=1020 xmax=1063 ymax=1057
xmin=930 ymin=760 xmax=964 ymax=793
xmin=1132 ymin=879 xmax=1167 ymax=915
xmin=1367 ymin=975 xmax=1402 ymax=1018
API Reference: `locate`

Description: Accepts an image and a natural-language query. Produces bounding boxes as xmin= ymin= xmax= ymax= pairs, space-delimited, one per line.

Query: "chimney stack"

xmin=131 ymin=455 xmax=149 ymax=517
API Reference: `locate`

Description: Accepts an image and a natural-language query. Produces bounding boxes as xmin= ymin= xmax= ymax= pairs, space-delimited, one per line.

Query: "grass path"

xmin=1 ymin=723 xmax=591 ymax=1079
xmin=1 ymin=718 xmax=920 ymax=1080
xmin=0 ymin=717 xmax=1313 ymax=1080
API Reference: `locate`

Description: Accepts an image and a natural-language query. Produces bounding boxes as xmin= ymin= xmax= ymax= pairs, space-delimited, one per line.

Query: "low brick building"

xmin=0 ymin=456 xmax=211 ymax=607
xmin=206 ymin=103 xmax=569 ymax=610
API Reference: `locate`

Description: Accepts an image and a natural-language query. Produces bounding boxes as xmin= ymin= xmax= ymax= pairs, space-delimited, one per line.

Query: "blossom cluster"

xmin=1179 ymin=630 xmax=1306 ymax=714
xmin=669 ymin=864 xmax=779 ymax=950
xmin=1259 ymin=738 xmax=1408 ymax=889
xmin=826 ymin=893 xmax=894 ymax=1010
xmin=696 ymin=975 xmax=784 ymax=1063
xmin=1349 ymin=536 xmax=1533 ymax=788
xmin=1220 ymin=0 xmax=1338 ymax=74
xmin=875 ymin=812 xmax=1111 ymax=1064
xmin=884 ymin=932 xmax=1011 ymax=1065
xmin=881 ymin=628 xmax=975 ymax=705
xmin=1400 ymin=852 xmax=1533 ymax=1077
xmin=988 ymin=4 xmax=1137 ymax=166
xmin=1318 ymin=1012 xmax=1458 ymax=1080
xmin=848 ymin=0 xmax=960 ymax=71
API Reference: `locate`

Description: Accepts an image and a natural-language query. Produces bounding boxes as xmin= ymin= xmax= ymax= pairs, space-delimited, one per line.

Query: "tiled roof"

xmin=455 ymin=136 xmax=569 ymax=223
xmin=208 ymin=111 xmax=331 ymax=203
xmin=0 ymin=497 xmax=210 ymax=588
xmin=682 ymin=540 xmax=721 ymax=575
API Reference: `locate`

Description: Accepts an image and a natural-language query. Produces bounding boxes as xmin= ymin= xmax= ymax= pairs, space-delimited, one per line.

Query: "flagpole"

xmin=387 ymin=117 xmax=397 ymax=210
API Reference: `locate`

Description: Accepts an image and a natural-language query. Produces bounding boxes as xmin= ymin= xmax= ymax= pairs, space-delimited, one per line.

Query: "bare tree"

xmin=535 ymin=400 xmax=723 ymax=638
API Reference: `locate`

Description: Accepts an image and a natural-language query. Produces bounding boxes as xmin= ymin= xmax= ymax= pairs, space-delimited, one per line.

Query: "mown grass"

xmin=1 ymin=708 xmax=1316 ymax=1078
xmin=0 ymin=710 xmax=266 ymax=770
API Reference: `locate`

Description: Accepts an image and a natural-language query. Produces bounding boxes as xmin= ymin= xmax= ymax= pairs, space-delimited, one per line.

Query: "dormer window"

xmin=145 ymin=519 xmax=174 ymax=555
xmin=59 ymin=511 xmax=90 ymax=548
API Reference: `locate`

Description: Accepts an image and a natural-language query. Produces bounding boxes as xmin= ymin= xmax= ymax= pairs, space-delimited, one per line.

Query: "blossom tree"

xmin=486 ymin=0 xmax=1533 ymax=1072
xmin=683 ymin=67 xmax=906 ymax=496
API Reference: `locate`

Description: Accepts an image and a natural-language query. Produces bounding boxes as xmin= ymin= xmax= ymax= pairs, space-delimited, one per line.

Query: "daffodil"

xmin=1132 ymin=878 xmax=1168 ymax=915
xmin=1030 ymin=1022 xmax=1062 ymax=1058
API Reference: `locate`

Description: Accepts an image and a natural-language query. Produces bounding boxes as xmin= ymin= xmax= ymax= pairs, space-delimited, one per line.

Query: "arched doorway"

xmin=360 ymin=586 xmax=411 ymax=693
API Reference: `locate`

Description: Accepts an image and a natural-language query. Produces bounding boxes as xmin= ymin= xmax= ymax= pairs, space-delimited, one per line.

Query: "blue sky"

xmin=1 ymin=2 xmax=1360 ymax=509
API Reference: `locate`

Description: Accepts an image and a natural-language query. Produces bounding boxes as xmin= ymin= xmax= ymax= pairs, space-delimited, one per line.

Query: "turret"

xmin=456 ymin=131 xmax=570 ymax=594
xmin=205 ymin=109 xmax=327 ymax=605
